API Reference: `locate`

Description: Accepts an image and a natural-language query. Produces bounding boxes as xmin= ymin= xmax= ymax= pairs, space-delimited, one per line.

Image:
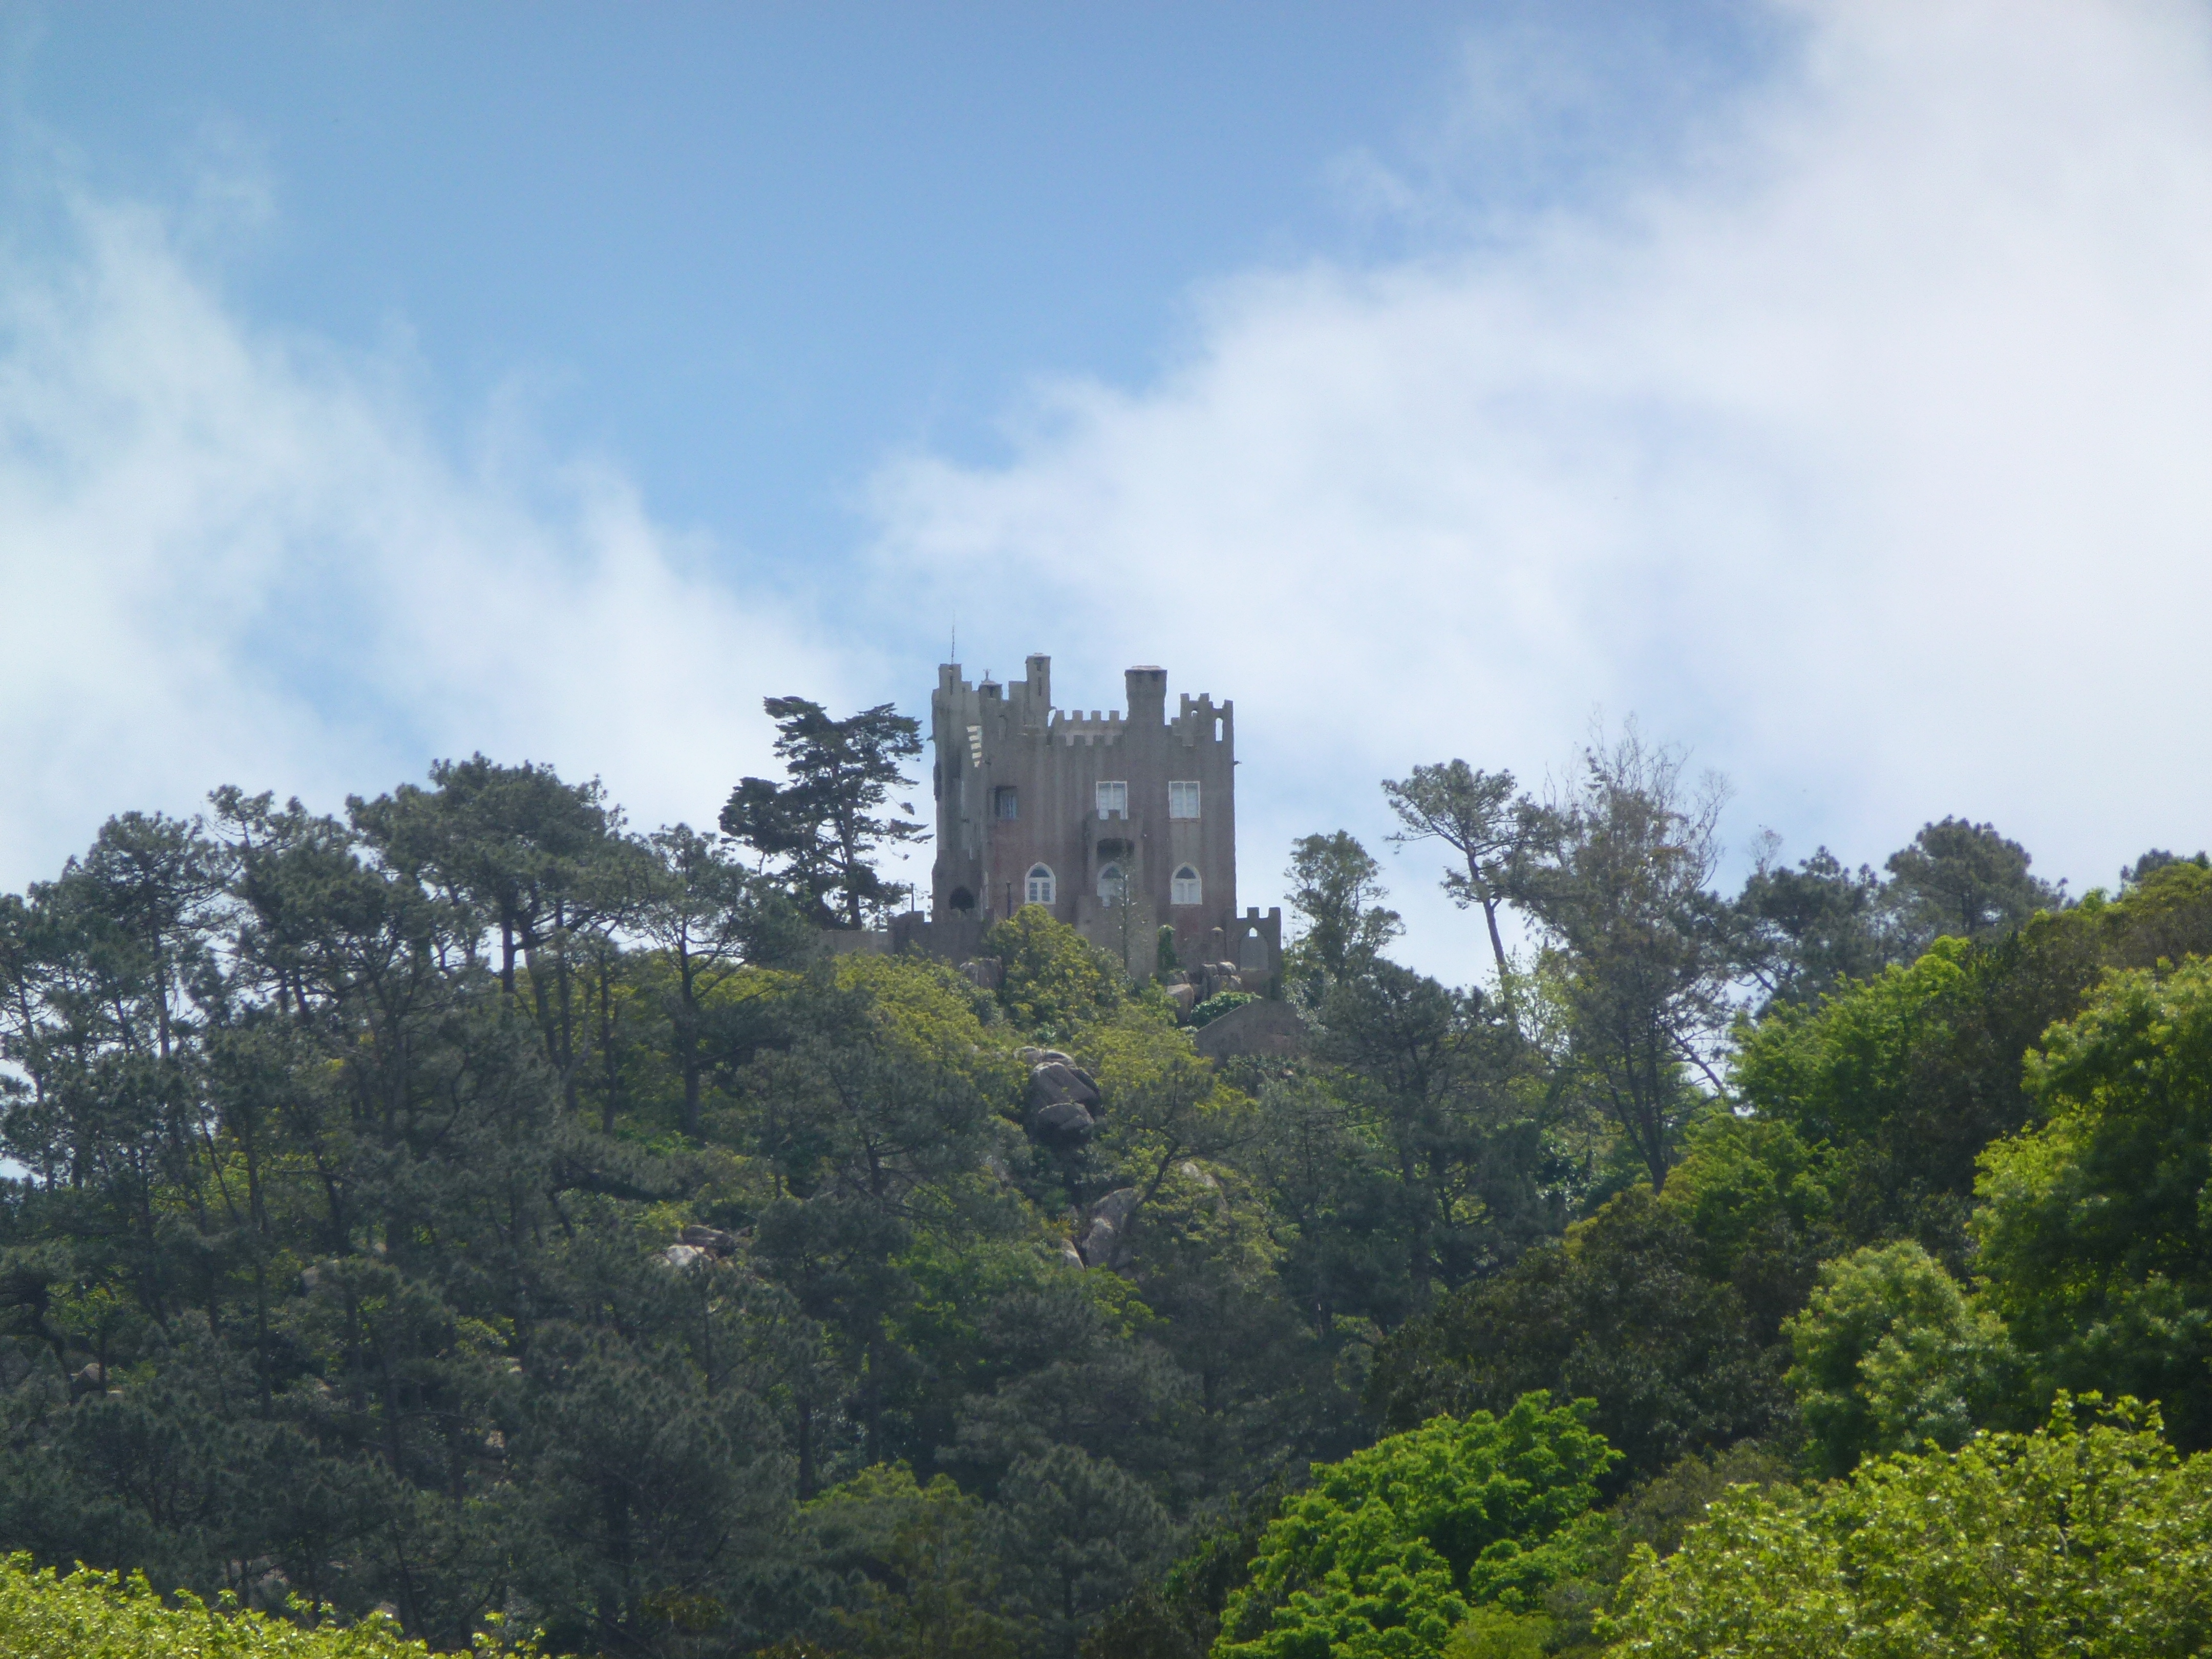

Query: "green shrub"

xmin=1214 ymin=1393 xmax=1618 ymax=1659
xmin=1607 ymin=1397 xmax=2212 ymax=1657
xmin=0 ymin=1552 xmax=531 ymax=1657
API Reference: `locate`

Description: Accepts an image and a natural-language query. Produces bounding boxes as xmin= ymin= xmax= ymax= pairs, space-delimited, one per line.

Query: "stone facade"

xmin=926 ymin=655 xmax=1279 ymax=983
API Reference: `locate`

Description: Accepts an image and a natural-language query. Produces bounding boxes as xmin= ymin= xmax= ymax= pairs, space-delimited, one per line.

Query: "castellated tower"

xmin=924 ymin=654 xmax=1278 ymax=983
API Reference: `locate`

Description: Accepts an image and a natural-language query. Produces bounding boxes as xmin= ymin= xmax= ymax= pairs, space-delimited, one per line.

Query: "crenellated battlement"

xmin=926 ymin=651 xmax=1260 ymax=986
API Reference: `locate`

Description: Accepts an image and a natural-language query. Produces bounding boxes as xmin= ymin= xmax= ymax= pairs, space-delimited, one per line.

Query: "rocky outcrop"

xmin=659 ymin=1224 xmax=744 ymax=1270
xmin=1020 ymin=1046 xmax=1103 ymax=1144
xmin=678 ymin=1224 xmax=741 ymax=1257
xmin=1078 ymin=1186 xmax=1142 ymax=1268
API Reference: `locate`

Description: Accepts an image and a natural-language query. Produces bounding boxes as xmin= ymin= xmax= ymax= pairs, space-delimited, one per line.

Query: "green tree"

xmin=993 ymin=1445 xmax=1176 ymax=1659
xmin=1381 ymin=762 xmax=1532 ymax=995
xmin=0 ymin=1549 xmax=535 ymax=1658
xmin=1734 ymin=843 xmax=1903 ymax=1011
xmin=1884 ymin=815 xmax=2059 ymax=949
xmin=1215 ymin=1393 xmax=1618 ymax=1659
xmin=1783 ymin=1240 xmax=2021 ymax=1477
xmin=1507 ymin=727 xmax=1733 ymax=1191
xmin=632 ymin=823 xmax=800 ymax=1137
xmin=1975 ymin=954 xmax=2212 ymax=1448
xmin=1310 ymin=962 xmax=1543 ymax=1301
xmin=986 ymin=907 xmax=1125 ymax=1034
xmin=720 ymin=698 xmax=927 ymax=930
xmin=1283 ymin=833 xmax=1401 ymax=1004
xmin=1608 ymin=1398 xmax=2212 ymax=1659
xmin=1653 ymin=1114 xmax=1840 ymax=1342
xmin=1730 ymin=919 xmax=2114 ymax=1260
xmin=1367 ymin=1192 xmax=1785 ymax=1483
xmin=801 ymin=1463 xmax=1019 ymax=1659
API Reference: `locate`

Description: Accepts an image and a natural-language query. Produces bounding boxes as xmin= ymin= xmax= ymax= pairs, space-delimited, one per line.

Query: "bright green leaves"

xmin=1783 ymin=1241 xmax=2021 ymax=1477
xmin=984 ymin=905 xmax=1126 ymax=1035
xmin=1610 ymin=1399 xmax=2212 ymax=1659
xmin=1731 ymin=938 xmax=1971 ymax=1157
xmin=1975 ymin=955 xmax=2212 ymax=1448
xmin=1215 ymin=1394 xmax=1618 ymax=1659
xmin=0 ymin=1549 xmax=533 ymax=1657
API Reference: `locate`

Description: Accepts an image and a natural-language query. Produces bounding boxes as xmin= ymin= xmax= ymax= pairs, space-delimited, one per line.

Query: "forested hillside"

xmin=7 ymin=710 xmax=2212 ymax=1658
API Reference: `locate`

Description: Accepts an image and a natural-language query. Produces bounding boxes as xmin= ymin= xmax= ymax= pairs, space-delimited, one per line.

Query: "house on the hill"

xmin=891 ymin=654 xmax=1281 ymax=988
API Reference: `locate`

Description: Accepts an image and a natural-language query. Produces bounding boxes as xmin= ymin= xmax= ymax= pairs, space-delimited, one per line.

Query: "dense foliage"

xmin=1608 ymin=1398 xmax=2212 ymax=1657
xmin=1215 ymin=1395 xmax=1614 ymax=1659
xmin=0 ymin=1550 xmax=530 ymax=1657
xmin=5 ymin=711 xmax=2212 ymax=1656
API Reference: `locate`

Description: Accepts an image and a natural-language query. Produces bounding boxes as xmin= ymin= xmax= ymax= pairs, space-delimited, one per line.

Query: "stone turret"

xmin=911 ymin=653 xmax=1275 ymax=986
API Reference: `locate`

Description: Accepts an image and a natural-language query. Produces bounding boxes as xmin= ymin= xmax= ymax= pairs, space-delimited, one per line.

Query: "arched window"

xmin=1172 ymin=865 xmax=1202 ymax=906
xmin=1026 ymin=864 xmax=1056 ymax=906
xmin=948 ymin=886 xmax=975 ymax=913
xmin=1097 ymin=863 xmax=1126 ymax=905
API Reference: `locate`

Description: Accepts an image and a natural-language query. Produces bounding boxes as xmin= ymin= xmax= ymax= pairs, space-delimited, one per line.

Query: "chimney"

xmin=1026 ymin=653 xmax=1052 ymax=709
xmin=1124 ymin=665 xmax=1167 ymax=727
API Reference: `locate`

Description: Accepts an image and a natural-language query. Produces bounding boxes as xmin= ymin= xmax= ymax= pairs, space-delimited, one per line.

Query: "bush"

xmin=1215 ymin=1393 xmax=1619 ymax=1659
xmin=0 ymin=1551 xmax=528 ymax=1657
xmin=1607 ymin=1397 xmax=2212 ymax=1657
xmin=984 ymin=906 xmax=1125 ymax=1033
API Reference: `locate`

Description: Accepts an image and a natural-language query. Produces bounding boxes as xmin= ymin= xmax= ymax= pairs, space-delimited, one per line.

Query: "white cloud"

xmin=0 ymin=193 xmax=845 ymax=890
xmin=866 ymin=1 xmax=2212 ymax=984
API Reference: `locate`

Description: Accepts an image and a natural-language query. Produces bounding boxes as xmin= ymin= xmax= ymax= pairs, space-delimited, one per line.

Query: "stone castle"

xmin=890 ymin=655 xmax=1281 ymax=989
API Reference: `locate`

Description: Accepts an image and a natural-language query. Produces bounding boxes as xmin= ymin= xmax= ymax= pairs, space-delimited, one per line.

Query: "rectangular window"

xmin=1096 ymin=781 xmax=1128 ymax=818
xmin=1168 ymin=780 xmax=1201 ymax=819
xmin=993 ymin=787 xmax=1018 ymax=820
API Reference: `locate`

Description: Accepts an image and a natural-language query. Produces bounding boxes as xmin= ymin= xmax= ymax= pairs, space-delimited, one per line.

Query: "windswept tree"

xmin=1509 ymin=727 xmax=1733 ymax=1192
xmin=1382 ymin=761 xmax=1533 ymax=994
xmin=721 ymin=697 xmax=927 ymax=930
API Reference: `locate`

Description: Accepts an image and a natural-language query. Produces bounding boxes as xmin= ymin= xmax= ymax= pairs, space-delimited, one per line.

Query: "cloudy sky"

xmin=4 ymin=1 xmax=2209 ymax=986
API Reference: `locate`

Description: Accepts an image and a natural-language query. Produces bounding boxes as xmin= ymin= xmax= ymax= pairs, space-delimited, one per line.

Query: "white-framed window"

xmin=1026 ymin=864 xmax=1056 ymax=906
xmin=1096 ymin=780 xmax=1128 ymax=818
xmin=993 ymin=786 xmax=1018 ymax=820
xmin=1097 ymin=863 xmax=1126 ymax=905
xmin=1168 ymin=780 xmax=1201 ymax=819
xmin=1172 ymin=865 xmax=1202 ymax=905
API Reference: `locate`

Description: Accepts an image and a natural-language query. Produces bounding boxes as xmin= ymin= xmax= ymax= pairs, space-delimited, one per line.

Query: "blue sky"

xmin=7 ymin=3 xmax=2212 ymax=986
xmin=11 ymin=3 xmax=1767 ymax=562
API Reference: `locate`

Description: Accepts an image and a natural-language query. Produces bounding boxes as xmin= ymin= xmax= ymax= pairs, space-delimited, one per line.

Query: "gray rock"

xmin=1031 ymin=1098 xmax=1096 ymax=1140
xmin=678 ymin=1224 xmax=741 ymax=1257
xmin=1028 ymin=1059 xmax=1100 ymax=1108
xmin=1056 ymin=1239 xmax=1086 ymax=1269
xmin=1090 ymin=1187 xmax=1141 ymax=1231
xmin=658 ymin=1243 xmax=713 ymax=1271
xmin=1024 ymin=1051 xmax=1102 ymax=1143
xmin=1078 ymin=1186 xmax=1143 ymax=1267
